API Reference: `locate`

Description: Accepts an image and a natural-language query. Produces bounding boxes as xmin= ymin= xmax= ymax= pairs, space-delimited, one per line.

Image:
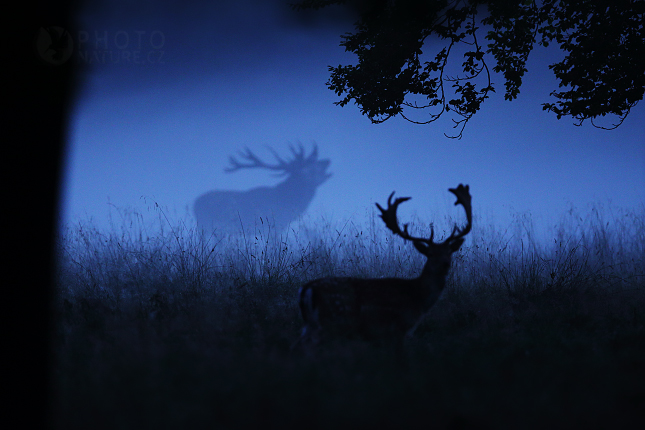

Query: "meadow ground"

xmin=52 ymin=203 xmax=645 ymax=429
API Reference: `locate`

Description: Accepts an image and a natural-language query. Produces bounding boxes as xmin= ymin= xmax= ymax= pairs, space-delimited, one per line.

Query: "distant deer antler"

xmin=224 ymin=143 xmax=318 ymax=176
xmin=224 ymin=147 xmax=288 ymax=173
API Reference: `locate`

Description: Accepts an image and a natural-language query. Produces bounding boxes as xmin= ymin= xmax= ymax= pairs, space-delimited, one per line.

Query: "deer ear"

xmin=450 ymin=238 xmax=465 ymax=252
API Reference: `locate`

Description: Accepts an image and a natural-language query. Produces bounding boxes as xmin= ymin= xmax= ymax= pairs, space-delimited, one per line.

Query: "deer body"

xmin=296 ymin=185 xmax=472 ymax=347
xmin=194 ymin=178 xmax=318 ymax=234
xmin=194 ymin=144 xmax=331 ymax=235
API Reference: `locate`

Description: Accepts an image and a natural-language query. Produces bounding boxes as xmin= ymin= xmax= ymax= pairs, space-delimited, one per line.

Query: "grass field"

xmin=52 ymin=203 xmax=645 ymax=429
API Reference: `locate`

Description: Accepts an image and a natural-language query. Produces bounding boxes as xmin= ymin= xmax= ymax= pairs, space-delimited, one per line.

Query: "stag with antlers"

xmin=295 ymin=184 xmax=472 ymax=349
xmin=194 ymin=143 xmax=331 ymax=236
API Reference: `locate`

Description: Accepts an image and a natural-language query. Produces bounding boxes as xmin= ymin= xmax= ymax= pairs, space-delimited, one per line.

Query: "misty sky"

xmin=62 ymin=0 xmax=645 ymax=244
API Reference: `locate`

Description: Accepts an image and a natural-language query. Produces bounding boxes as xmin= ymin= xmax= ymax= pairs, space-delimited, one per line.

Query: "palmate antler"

xmin=376 ymin=184 xmax=472 ymax=247
xmin=446 ymin=184 xmax=472 ymax=243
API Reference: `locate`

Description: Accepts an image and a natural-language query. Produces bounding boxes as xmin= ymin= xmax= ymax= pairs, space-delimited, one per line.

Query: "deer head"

xmin=376 ymin=184 xmax=472 ymax=276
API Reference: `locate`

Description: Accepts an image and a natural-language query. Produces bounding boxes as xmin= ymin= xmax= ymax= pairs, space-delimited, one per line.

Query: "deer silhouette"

xmin=194 ymin=143 xmax=331 ymax=236
xmin=294 ymin=185 xmax=472 ymax=350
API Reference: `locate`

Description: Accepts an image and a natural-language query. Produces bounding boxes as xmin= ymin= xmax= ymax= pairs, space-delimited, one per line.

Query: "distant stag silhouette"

xmin=194 ymin=143 xmax=331 ymax=236
xmin=294 ymin=184 xmax=472 ymax=350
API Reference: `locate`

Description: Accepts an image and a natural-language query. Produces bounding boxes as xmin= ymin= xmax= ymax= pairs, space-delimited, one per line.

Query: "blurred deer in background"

xmin=294 ymin=184 xmax=472 ymax=350
xmin=194 ymin=143 xmax=331 ymax=236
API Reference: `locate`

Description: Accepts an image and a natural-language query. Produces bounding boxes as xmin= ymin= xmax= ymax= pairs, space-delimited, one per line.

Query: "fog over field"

xmin=63 ymin=0 xmax=644 ymax=244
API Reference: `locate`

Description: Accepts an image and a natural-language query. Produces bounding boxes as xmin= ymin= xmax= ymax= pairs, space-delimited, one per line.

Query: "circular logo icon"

xmin=35 ymin=26 xmax=73 ymax=65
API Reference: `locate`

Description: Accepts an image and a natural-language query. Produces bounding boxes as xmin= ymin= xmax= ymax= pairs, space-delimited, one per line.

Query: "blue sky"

xmin=62 ymin=0 xmax=645 ymax=244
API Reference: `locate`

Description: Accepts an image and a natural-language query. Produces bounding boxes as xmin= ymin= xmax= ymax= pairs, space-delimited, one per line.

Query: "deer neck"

xmin=413 ymin=259 xmax=450 ymax=309
xmin=276 ymin=175 xmax=317 ymax=202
